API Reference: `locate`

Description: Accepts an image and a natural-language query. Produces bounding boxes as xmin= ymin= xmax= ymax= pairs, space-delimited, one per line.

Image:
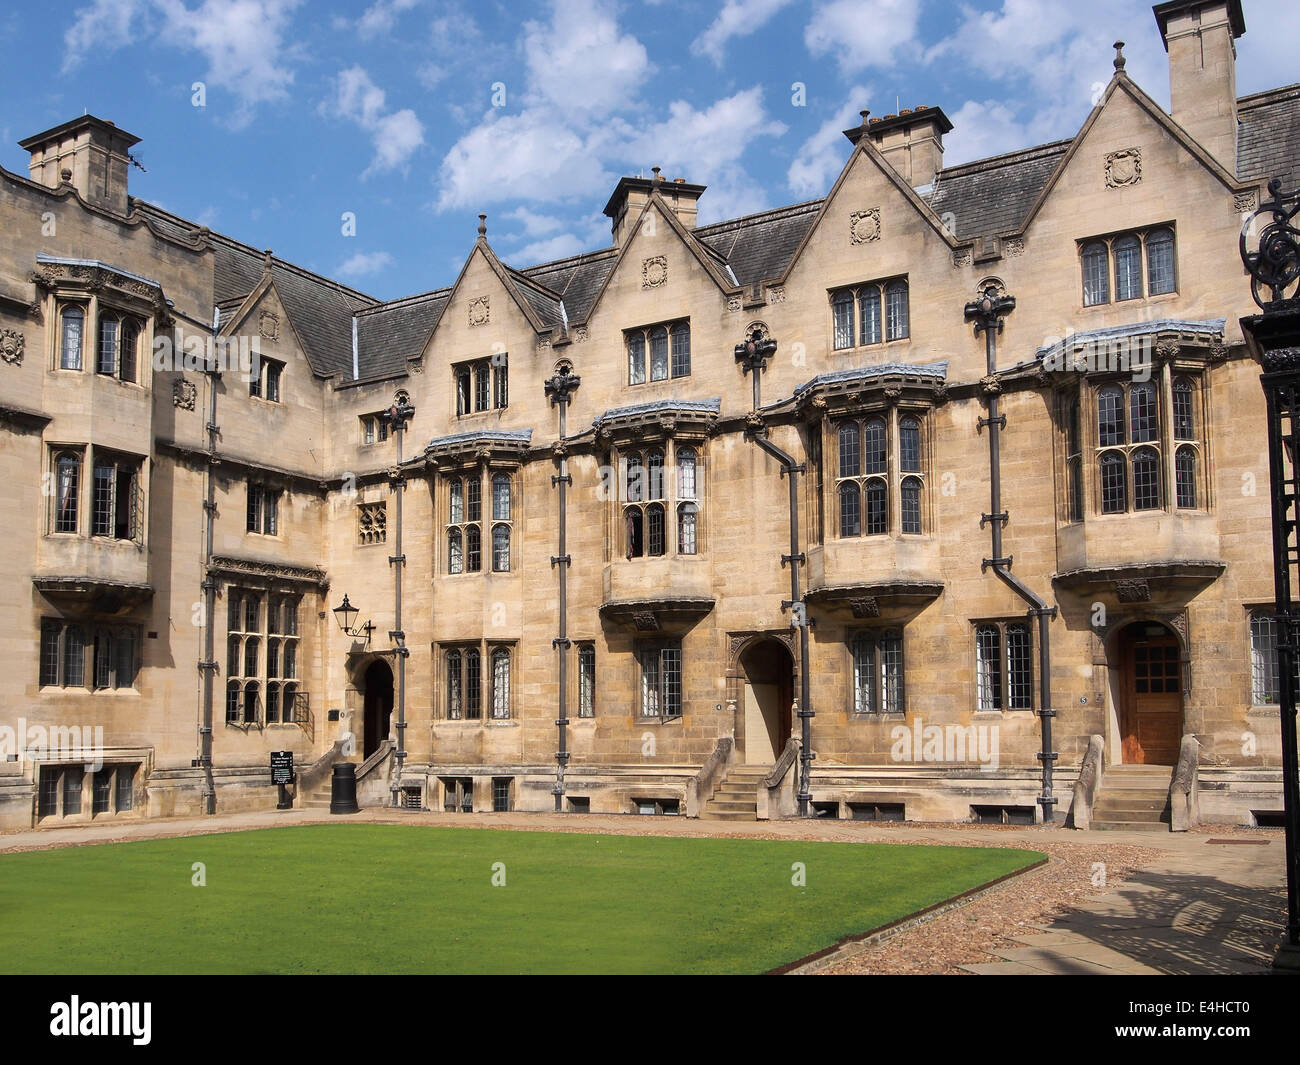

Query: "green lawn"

xmin=1 ymin=825 xmax=1043 ymax=974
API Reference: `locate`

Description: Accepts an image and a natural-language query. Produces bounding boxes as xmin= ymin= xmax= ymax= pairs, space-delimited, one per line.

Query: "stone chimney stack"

xmin=1153 ymin=0 xmax=1245 ymax=172
xmin=845 ymin=106 xmax=954 ymax=191
xmin=603 ymin=169 xmax=707 ymax=248
xmin=19 ymin=115 xmax=140 ymax=216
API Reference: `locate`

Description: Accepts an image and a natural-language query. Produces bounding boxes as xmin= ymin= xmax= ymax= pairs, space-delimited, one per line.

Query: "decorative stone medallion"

xmin=1234 ymin=190 xmax=1258 ymax=213
xmin=574 ymin=326 xmax=589 ymax=344
xmin=767 ymin=285 xmax=786 ymax=304
xmin=951 ymin=249 xmax=972 ymax=268
xmin=1003 ymin=237 xmax=1025 ymax=258
xmin=0 ymin=328 xmax=24 ymax=365
xmin=641 ymin=255 xmax=667 ymax=289
xmin=258 ymin=310 xmax=280 ymax=340
xmin=173 ymin=378 xmax=197 ymax=410
xmin=849 ymin=208 xmax=881 ymax=244
xmin=849 ymin=597 xmax=880 ymax=619
xmin=725 ymin=295 xmax=742 ymax=312
xmin=468 ymin=296 xmax=490 ymax=327
xmin=1105 ymin=148 xmax=1142 ymax=188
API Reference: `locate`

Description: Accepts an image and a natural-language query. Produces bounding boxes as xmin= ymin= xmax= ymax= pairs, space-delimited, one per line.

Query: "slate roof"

xmin=594 ymin=397 xmax=722 ymax=425
xmin=794 ymin=362 xmax=949 ymax=400
xmin=114 ymin=82 xmax=1299 ymax=388
xmin=1237 ymin=83 xmax=1300 ymax=192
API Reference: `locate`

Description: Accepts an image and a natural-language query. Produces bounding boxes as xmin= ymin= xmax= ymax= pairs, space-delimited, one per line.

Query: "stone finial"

xmin=263 ymin=248 xmax=273 ymax=272
xmin=860 ymin=109 xmax=870 ymax=127
xmin=1113 ymin=40 xmax=1126 ymax=72
xmin=477 ymin=213 xmax=487 ymax=237
xmin=651 ymin=165 xmax=663 ymax=186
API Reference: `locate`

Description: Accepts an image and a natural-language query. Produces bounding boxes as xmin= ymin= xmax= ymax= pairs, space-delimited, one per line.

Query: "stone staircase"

xmin=1091 ymin=764 xmax=1173 ymax=831
xmin=700 ymin=764 xmax=770 ymax=821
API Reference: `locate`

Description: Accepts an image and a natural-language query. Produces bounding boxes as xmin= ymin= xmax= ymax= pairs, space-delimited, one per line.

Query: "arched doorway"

xmin=362 ymin=658 xmax=394 ymax=759
xmin=1114 ymin=620 xmax=1183 ymax=765
xmin=739 ymin=639 xmax=794 ymax=765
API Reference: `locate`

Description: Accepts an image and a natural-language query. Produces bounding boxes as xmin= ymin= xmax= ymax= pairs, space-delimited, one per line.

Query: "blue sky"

xmin=0 ymin=0 xmax=1293 ymax=301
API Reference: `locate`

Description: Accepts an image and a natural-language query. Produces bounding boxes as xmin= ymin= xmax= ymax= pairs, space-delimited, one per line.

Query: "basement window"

xmin=567 ymin=796 xmax=590 ymax=813
xmin=848 ymin=802 xmax=905 ymax=822
xmin=492 ymin=776 xmax=512 ymax=812
xmin=634 ymin=798 xmax=679 ymax=816
xmin=811 ymin=801 xmax=840 ymax=818
xmin=441 ymin=777 xmax=473 ymax=812
xmin=971 ymin=804 xmax=1035 ymax=825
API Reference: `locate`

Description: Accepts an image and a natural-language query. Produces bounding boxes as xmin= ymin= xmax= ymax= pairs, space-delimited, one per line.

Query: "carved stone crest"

xmin=849 ymin=208 xmax=881 ymax=244
xmin=574 ymin=326 xmax=589 ymax=344
xmin=468 ymin=296 xmax=490 ymax=327
xmin=641 ymin=255 xmax=667 ymax=289
xmin=0 ymin=328 xmax=24 ymax=365
xmin=1003 ymin=237 xmax=1025 ymax=258
xmin=1234 ymin=190 xmax=1257 ymax=213
xmin=258 ymin=310 xmax=280 ymax=341
xmin=1155 ymin=340 xmax=1180 ymax=362
xmin=173 ymin=378 xmax=197 ymax=410
xmin=726 ymin=295 xmax=742 ymax=312
xmin=951 ymin=249 xmax=972 ymax=268
xmin=849 ymin=597 xmax=880 ymax=619
xmin=767 ymin=285 xmax=786 ymax=304
xmin=1115 ymin=579 xmax=1150 ymax=603
xmin=1105 ymin=148 xmax=1142 ymax=188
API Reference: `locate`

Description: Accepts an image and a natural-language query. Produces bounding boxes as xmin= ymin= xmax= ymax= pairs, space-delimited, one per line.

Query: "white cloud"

xmin=63 ymin=0 xmax=305 ymax=128
xmin=692 ymin=0 xmax=793 ymax=66
xmin=355 ymin=0 xmax=419 ymax=39
xmin=522 ymin=0 xmax=651 ymax=116
xmin=940 ymin=99 xmax=1046 ymax=169
xmin=510 ymin=233 xmax=589 ymax=265
xmin=804 ymin=0 xmax=922 ymax=74
xmin=329 ymin=66 xmax=425 ymax=177
xmin=787 ymin=84 xmax=871 ymax=197
xmin=628 ymin=87 xmax=788 ymax=221
xmin=505 ymin=207 xmax=566 ymax=238
xmin=336 ymin=250 xmax=395 ymax=278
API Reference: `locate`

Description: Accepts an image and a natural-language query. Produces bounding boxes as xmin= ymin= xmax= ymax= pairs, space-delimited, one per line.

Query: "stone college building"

xmin=2 ymin=0 xmax=1297 ymax=831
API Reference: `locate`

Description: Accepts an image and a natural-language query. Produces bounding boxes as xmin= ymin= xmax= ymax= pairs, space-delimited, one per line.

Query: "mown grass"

xmin=0 ymin=825 xmax=1043 ymax=974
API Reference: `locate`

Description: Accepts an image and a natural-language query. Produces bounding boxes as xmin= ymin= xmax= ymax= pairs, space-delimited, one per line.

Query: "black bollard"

xmin=330 ymin=762 xmax=360 ymax=814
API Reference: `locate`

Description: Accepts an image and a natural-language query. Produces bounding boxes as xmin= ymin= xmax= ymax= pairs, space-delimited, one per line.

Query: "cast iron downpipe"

xmin=735 ymin=328 xmax=813 ymax=817
xmin=386 ymin=393 xmax=416 ymax=806
xmin=964 ymin=286 xmax=1058 ymax=822
xmin=545 ymin=364 xmax=580 ymax=811
xmin=196 ymin=308 xmax=220 ymax=814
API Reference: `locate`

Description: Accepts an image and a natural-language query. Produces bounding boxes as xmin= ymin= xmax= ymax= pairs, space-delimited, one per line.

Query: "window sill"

xmin=638 ymin=716 xmax=683 ymax=726
xmin=832 ymin=337 xmax=911 ymax=354
xmin=851 ymin=712 xmax=906 ymax=721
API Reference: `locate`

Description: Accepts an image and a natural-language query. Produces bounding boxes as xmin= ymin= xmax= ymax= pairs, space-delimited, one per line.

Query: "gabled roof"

xmin=927 ymin=141 xmax=1071 ymax=241
xmin=518 ymin=250 xmax=617 ymax=323
xmin=694 ymin=201 xmax=822 ymax=287
xmin=353 ymin=287 xmax=451 ymax=381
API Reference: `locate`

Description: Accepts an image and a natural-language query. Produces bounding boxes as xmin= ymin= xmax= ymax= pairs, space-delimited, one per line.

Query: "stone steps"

xmin=699 ymin=764 xmax=771 ymax=821
xmin=1091 ymin=765 xmax=1172 ymax=831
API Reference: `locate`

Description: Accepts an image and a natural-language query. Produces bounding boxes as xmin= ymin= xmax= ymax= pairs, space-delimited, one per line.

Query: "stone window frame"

xmin=94 ymin=306 xmax=144 ymax=384
xmin=249 ymin=355 xmax=284 ymax=403
xmin=246 ymin=481 xmax=282 ymax=537
xmin=1078 ymin=224 xmax=1178 ymax=308
xmin=89 ymin=447 xmax=144 ymax=542
xmin=832 ymin=407 xmax=928 ymax=540
xmin=973 ymin=618 xmax=1035 ymax=713
xmin=39 ymin=618 xmax=139 ymax=692
xmin=37 ymin=763 xmax=138 ymax=822
xmin=225 ymin=587 xmax=301 ymax=727
xmin=625 ymin=319 xmax=691 ymax=385
xmin=637 ymin=638 xmax=683 ymax=722
xmin=1247 ymin=607 xmax=1299 ymax=708
xmin=829 ymin=276 xmax=909 ymax=351
xmin=454 ymin=354 xmax=508 ymax=417
xmin=48 ymin=445 xmax=85 ymax=535
xmin=617 ymin=440 xmax=703 ymax=559
xmin=1061 ymin=366 xmax=1206 ymax=522
xmin=576 ymin=642 xmax=597 ymax=718
xmin=444 ymin=462 xmax=517 ymax=575
xmin=357 ymin=499 xmax=387 ymax=545
xmin=440 ymin=639 xmax=515 ymax=721
xmin=360 ymin=412 xmax=390 ymax=445
xmin=848 ymin=627 xmax=905 ymax=716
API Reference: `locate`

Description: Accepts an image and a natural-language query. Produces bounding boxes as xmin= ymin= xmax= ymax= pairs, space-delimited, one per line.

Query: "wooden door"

xmin=1121 ymin=629 xmax=1183 ymax=765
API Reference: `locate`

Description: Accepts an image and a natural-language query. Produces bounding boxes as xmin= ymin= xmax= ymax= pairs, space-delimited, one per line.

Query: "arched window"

xmin=1082 ymin=242 xmax=1109 ymax=306
xmin=838 ymin=422 xmax=860 ymax=479
xmin=1129 ymin=382 xmax=1157 ymax=442
xmin=627 ymin=332 xmax=646 ymax=384
xmin=1132 ymin=447 xmax=1161 ymax=510
xmin=1113 ymin=235 xmax=1143 ymax=301
xmin=448 ymin=528 xmax=463 ymax=574
xmin=449 ymin=478 xmax=463 ymax=523
xmin=839 ymin=482 xmax=860 ymax=538
xmin=446 ymin=650 xmax=463 ymax=719
xmin=492 ymin=474 xmax=511 ymax=520
xmin=678 ymin=503 xmax=697 ymax=554
xmin=647 ymin=503 xmax=665 ymax=556
xmin=647 ymin=449 xmax=665 ymax=500
xmin=1147 ymin=227 xmax=1176 ymax=294
xmin=670 ymin=323 xmax=691 ymax=377
xmin=885 ymin=280 xmax=909 ymax=341
xmin=54 ymin=452 xmax=80 ymax=533
xmin=492 ymin=523 xmax=510 ymax=571
xmin=97 ymin=313 xmax=119 ymax=375
xmin=60 ymin=305 xmax=84 ymax=370
xmin=865 ymin=478 xmax=888 ymax=535
xmin=243 ymin=681 xmax=260 ymax=723
xmin=464 ymin=648 xmax=481 ymax=719
xmin=901 ymin=477 xmax=922 ymax=534
xmin=677 ymin=447 xmax=697 ymax=499
xmin=1100 ymin=451 xmax=1127 ymax=513
xmin=626 ymin=453 xmax=644 ymax=502
xmin=832 ymin=289 xmax=854 ymax=349
xmin=1173 ymin=377 xmax=1195 ymax=440
xmin=864 ymin=418 xmax=887 ymax=474
xmin=899 ymin=416 xmax=921 ymax=473
xmin=627 ymin=508 xmax=644 ymax=559
xmin=858 ymin=287 xmax=882 ymax=346
xmin=491 ymin=649 xmax=511 ymax=718
xmin=1098 ymin=386 xmax=1124 ymax=446
xmin=975 ymin=625 xmax=1002 ymax=711
xmin=649 ymin=326 xmax=669 ymax=382
xmin=466 ymin=524 xmax=481 ymax=572
xmin=1175 ymin=446 xmax=1197 ymax=509
xmin=578 ymin=645 xmax=596 ymax=717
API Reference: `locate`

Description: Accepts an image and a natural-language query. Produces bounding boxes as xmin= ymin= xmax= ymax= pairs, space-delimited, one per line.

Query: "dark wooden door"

xmin=1121 ymin=630 xmax=1182 ymax=765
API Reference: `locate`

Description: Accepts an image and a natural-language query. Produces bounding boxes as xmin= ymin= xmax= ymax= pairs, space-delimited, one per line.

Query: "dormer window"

xmin=361 ymin=413 xmax=390 ymax=444
xmin=1080 ymin=226 xmax=1177 ymax=307
xmin=455 ymin=355 xmax=508 ymax=415
xmin=250 ymin=357 xmax=283 ymax=402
